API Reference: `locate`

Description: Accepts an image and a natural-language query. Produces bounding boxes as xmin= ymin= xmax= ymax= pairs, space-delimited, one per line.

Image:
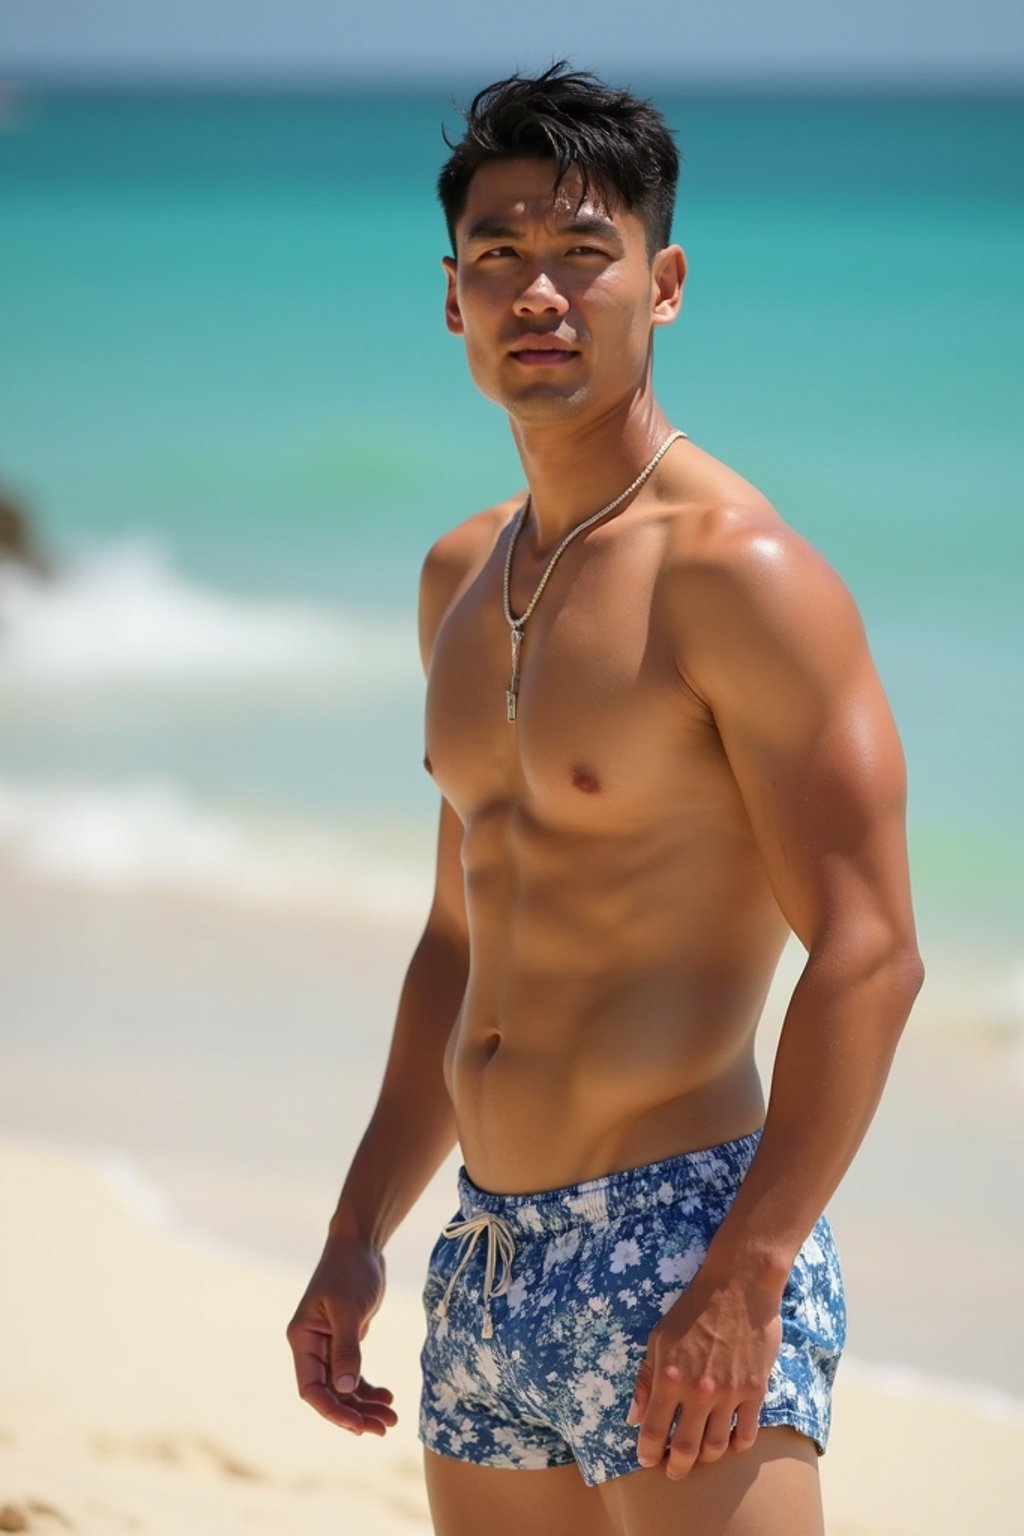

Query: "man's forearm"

xmin=702 ymin=933 xmax=925 ymax=1291
xmin=329 ymin=924 xmax=466 ymax=1252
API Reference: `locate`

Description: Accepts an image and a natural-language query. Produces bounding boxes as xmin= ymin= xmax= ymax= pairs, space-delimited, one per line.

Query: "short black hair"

xmin=437 ymin=62 xmax=681 ymax=258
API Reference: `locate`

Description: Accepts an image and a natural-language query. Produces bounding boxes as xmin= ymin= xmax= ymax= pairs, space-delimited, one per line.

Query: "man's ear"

xmin=651 ymin=244 xmax=686 ymax=328
xmin=442 ymin=256 xmax=464 ymax=335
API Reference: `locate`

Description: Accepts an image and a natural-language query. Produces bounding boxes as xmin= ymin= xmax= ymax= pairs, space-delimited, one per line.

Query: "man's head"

xmin=437 ymin=66 xmax=686 ymax=428
xmin=438 ymin=62 xmax=680 ymax=261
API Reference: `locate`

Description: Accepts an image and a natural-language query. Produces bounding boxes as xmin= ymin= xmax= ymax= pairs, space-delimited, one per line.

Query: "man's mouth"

xmin=509 ymin=335 xmax=580 ymax=368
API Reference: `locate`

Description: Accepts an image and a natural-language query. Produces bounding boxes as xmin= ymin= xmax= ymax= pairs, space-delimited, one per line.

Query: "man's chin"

xmin=496 ymin=380 xmax=591 ymax=422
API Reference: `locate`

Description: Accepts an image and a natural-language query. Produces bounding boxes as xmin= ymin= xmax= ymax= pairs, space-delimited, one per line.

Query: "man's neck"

xmin=510 ymin=397 xmax=678 ymax=554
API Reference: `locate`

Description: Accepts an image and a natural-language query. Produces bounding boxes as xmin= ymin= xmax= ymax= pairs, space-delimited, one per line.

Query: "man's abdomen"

xmin=449 ymin=808 xmax=790 ymax=1192
xmin=445 ymin=957 xmax=777 ymax=1194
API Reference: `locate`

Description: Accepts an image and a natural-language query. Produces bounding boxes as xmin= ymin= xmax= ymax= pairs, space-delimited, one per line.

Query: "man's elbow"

xmin=888 ymin=943 xmax=926 ymax=1012
xmin=905 ymin=946 xmax=926 ymax=996
xmin=814 ymin=925 xmax=925 ymax=1016
xmin=863 ymin=935 xmax=926 ymax=1026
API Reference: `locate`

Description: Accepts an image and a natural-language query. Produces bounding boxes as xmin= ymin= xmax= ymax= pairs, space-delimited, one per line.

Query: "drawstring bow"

xmin=437 ymin=1210 xmax=517 ymax=1339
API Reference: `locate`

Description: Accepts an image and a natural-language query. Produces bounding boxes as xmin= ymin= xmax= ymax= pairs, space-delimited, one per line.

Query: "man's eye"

xmin=568 ymin=245 xmax=609 ymax=257
xmin=480 ymin=246 xmax=517 ymax=260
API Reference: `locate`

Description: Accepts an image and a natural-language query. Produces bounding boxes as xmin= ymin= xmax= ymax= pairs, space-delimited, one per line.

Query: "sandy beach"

xmin=2 ymin=864 xmax=1023 ymax=1534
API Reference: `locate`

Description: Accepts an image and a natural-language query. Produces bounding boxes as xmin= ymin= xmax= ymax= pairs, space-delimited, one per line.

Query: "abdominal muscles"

xmin=444 ymin=812 xmax=786 ymax=1192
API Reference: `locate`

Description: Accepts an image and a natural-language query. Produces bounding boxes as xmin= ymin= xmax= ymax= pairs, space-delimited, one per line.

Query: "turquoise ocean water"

xmin=1 ymin=86 xmax=1022 ymax=973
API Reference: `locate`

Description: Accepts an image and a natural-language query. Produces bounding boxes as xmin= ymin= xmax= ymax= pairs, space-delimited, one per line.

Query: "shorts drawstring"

xmin=437 ymin=1210 xmax=517 ymax=1339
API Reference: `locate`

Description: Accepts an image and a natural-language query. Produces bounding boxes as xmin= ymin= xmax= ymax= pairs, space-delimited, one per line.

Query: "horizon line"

xmin=2 ymin=66 xmax=1023 ymax=97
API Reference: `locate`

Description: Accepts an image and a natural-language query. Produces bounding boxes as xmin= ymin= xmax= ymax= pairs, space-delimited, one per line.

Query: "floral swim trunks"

xmin=418 ymin=1129 xmax=846 ymax=1486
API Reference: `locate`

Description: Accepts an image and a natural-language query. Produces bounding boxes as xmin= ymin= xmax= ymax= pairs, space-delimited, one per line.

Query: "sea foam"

xmin=0 ymin=537 xmax=418 ymax=695
xmin=0 ymin=775 xmax=432 ymax=921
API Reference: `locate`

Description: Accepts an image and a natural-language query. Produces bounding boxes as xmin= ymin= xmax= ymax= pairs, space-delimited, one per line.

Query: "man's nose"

xmin=513 ymin=269 xmax=569 ymax=319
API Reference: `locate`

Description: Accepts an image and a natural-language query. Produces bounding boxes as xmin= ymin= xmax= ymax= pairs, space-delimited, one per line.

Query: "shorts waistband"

xmin=455 ymin=1129 xmax=763 ymax=1236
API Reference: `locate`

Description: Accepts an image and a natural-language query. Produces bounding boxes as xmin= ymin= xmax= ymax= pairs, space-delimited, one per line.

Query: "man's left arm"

xmin=632 ymin=509 xmax=925 ymax=1478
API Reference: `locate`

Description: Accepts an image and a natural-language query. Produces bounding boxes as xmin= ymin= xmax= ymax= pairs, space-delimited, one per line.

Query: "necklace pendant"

xmin=507 ymin=626 xmax=523 ymax=723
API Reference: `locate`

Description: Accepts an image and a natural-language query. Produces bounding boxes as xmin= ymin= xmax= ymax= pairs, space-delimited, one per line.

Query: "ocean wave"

xmin=0 ymin=775 xmax=432 ymax=921
xmin=0 ymin=536 xmax=419 ymax=694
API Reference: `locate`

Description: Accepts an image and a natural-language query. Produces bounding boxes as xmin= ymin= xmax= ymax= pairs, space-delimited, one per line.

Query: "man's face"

xmin=443 ymin=158 xmax=682 ymax=424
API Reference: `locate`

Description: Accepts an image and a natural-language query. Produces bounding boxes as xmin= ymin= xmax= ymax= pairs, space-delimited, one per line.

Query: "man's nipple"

xmin=570 ymin=765 xmax=602 ymax=795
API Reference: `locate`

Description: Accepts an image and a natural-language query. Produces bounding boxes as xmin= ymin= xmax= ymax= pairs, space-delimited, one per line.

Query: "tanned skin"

xmin=287 ymin=156 xmax=923 ymax=1536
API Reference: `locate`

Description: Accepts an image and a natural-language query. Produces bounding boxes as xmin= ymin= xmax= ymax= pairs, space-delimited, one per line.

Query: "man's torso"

xmin=424 ymin=440 xmax=790 ymax=1192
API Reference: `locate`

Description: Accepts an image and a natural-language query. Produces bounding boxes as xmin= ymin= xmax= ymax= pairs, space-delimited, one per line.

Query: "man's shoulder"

xmin=656 ymin=438 xmax=817 ymax=574
xmin=422 ymin=493 xmax=522 ymax=587
xmin=417 ymin=492 xmax=523 ymax=666
xmin=663 ymin=489 xmax=849 ymax=616
xmin=661 ymin=489 xmax=868 ymax=710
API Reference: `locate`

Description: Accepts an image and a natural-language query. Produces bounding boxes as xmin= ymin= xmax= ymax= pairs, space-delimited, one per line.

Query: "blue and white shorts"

xmin=418 ymin=1130 xmax=846 ymax=1486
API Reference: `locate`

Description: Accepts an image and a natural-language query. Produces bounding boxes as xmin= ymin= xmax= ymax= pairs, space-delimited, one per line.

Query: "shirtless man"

xmin=287 ymin=64 xmax=924 ymax=1536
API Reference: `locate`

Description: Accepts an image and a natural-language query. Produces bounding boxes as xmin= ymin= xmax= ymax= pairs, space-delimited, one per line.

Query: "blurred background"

xmin=1 ymin=5 xmax=1023 ymax=1529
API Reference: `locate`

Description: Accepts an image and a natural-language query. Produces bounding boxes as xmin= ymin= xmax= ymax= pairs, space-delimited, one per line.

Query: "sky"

xmin=2 ymin=0 xmax=1023 ymax=85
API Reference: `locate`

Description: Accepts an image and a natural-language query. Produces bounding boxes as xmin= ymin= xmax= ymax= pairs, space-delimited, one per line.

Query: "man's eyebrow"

xmin=560 ymin=216 xmax=622 ymax=242
xmin=463 ymin=214 xmax=624 ymax=245
xmin=463 ymin=217 xmax=525 ymax=243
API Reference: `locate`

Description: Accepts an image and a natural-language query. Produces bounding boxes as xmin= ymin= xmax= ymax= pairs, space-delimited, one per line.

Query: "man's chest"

xmin=424 ymin=539 xmax=725 ymax=826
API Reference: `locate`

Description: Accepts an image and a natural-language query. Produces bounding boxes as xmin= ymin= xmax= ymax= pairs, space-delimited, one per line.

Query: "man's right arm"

xmin=286 ymin=517 xmax=486 ymax=1434
xmin=322 ymin=500 xmax=493 ymax=1255
xmin=328 ymin=794 xmax=468 ymax=1255
xmin=285 ymin=799 xmax=468 ymax=1433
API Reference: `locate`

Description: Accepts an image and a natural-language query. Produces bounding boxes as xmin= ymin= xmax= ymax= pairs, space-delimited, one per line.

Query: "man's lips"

xmin=508 ymin=335 xmax=580 ymax=367
xmin=513 ymin=351 xmax=578 ymax=367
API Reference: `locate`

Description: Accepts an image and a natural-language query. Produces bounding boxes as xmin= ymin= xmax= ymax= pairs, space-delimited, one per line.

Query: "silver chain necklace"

xmin=501 ymin=428 xmax=687 ymax=721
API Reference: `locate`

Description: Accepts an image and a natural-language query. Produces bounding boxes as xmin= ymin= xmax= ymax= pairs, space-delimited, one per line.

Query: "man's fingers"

xmin=334 ymin=1377 xmax=399 ymax=1429
xmin=664 ymin=1394 xmax=712 ymax=1480
xmin=636 ymin=1362 xmax=683 ymax=1468
xmin=638 ymin=1389 xmax=751 ymax=1476
xmin=287 ymin=1314 xmax=332 ymax=1398
xmin=300 ymin=1382 xmax=394 ymax=1435
xmin=283 ymin=1296 xmax=364 ymax=1396
xmin=696 ymin=1404 xmax=736 ymax=1465
xmin=287 ymin=1310 xmax=396 ymax=1432
xmin=627 ymin=1355 xmax=654 ymax=1425
xmin=330 ymin=1328 xmax=364 ymax=1396
xmin=298 ymin=1382 xmax=369 ymax=1432
xmin=358 ymin=1380 xmax=395 ymax=1406
xmin=730 ymin=1397 xmax=761 ymax=1452
xmin=297 ymin=1376 xmax=398 ymax=1435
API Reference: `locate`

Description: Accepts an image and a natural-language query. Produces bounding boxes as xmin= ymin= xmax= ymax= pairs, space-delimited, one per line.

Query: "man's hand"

xmin=628 ymin=1265 xmax=783 ymax=1479
xmin=286 ymin=1235 xmax=398 ymax=1435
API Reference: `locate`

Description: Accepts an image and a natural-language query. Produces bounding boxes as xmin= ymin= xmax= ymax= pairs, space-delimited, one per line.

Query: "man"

xmin=287 ymin=63 xmax=923 ymax=1536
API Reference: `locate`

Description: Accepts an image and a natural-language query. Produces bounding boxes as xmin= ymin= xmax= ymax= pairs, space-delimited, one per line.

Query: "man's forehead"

xmin=457 ymin=157 xmax=632 ymax=239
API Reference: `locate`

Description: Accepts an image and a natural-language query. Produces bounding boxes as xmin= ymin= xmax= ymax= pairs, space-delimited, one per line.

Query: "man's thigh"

xmin=424 ymin=1448 xmax=618 ymax=1536
xmin=595 ymin=1426 xmax=824 ymax=1536
xmin=425 ymin=1428 xmax=822 ymax=1536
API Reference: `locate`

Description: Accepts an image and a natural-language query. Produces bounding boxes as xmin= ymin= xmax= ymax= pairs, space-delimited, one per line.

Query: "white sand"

xmin=0 ymin=1133 xmax=433 ymax=1535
